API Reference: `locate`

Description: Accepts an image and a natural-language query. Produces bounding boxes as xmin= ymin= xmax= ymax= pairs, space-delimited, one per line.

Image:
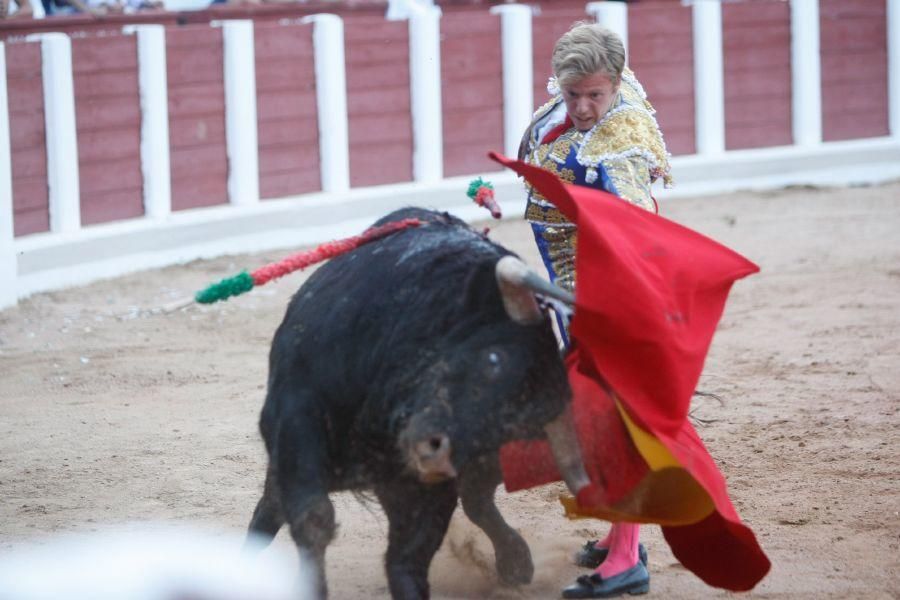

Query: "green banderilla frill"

xmin=194 ymin=271 xmax=255 ymax=304
xmin=188 ymin=217 xmax=424 ymax=307
xmin=466 ymin=177 xmax=493 ymax=200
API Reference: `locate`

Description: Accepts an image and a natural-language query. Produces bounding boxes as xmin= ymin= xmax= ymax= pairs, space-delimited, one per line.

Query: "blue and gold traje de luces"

xmin=522 ymin=68 xmax=672 ymax=339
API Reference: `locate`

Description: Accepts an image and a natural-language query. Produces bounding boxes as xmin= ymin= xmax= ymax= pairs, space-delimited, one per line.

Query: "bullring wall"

xmin=0 ymin=0 xmax=898 ymax=308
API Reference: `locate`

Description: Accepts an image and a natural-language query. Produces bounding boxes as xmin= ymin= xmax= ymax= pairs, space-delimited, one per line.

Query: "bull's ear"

xmin=460 ymin=256 xmax=570 ymax=324
xmin=459 ymin=258 xmax=508 ymax=319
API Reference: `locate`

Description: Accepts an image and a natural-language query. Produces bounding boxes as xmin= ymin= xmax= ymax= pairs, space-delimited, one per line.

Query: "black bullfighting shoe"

xmin=574 ymin=542 xmax=648 ymax=569
xmin=561 ymin=562 xmax=650 ymax=599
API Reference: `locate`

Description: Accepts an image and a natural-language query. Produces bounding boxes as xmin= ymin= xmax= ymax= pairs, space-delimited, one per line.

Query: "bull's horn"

xmin=495 ymin=256 xmax=575 ymax=324
xmin=544 ymin=404 xmax=591 ymax=494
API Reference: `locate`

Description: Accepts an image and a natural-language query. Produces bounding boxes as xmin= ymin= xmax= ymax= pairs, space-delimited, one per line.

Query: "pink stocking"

xmin=596 ymin=522 xmax=640 ymax=579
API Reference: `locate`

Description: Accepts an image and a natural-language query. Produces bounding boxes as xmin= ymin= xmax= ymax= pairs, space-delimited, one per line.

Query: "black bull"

xmin=247 ymin=208 xmax=590 ymax=599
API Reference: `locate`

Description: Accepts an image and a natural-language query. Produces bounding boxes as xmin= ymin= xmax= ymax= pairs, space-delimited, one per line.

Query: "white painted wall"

xmin=692 ymin=0 xmax=725 ymax=155
xmin=35 ymin=33 xmax=81 ymax=233
xmin=888 ymin=0 xmax=900 ymax=139
xmin=791 ymin=0 xmax=823 ymax=146
xmin=303 ymin=14 xmax=350 ymax=193
xmin=408 ymin=5 xmax=443 ymax=183
xmin=491 ymin=4 xmax=533 ymax=159
xmin=162 ymin=0 xmax=211 ymax=11
xmin=127 ymin=24 xmax=173 ymax=220
xmin=0 ymin=43 xmax=16 ymax=310
xmin=222 ymin=20 xmax=261 ymax=206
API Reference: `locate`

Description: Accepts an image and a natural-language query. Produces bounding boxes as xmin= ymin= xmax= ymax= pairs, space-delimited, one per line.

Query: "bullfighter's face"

xmin=561 ymin=71 xmax=620 ymax=132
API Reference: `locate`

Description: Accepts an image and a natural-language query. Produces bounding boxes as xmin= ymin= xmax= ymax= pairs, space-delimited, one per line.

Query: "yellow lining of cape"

xmin=615 ymin=399 xmax=681 ymax=470
xmin=558 ymin=398 xmax=716 ymax=526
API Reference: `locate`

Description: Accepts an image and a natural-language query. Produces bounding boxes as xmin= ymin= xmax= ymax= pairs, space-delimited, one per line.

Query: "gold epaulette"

xmin=519 ymin=96 xmax=565 ymax=161
xmin=577 ymin=68 xmax=673 ymax=187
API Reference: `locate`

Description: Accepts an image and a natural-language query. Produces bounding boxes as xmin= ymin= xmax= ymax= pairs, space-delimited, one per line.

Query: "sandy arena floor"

xmin=1 ymin=181 xmax=898 ymax=599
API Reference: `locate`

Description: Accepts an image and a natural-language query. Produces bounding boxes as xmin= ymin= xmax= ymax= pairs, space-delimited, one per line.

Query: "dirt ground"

xmin=1 ymin=181 xmax=898 ymax=599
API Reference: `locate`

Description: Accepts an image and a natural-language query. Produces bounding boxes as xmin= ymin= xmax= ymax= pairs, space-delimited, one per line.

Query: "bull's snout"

xmin=409 ymin=434 xmax=457 ymax=483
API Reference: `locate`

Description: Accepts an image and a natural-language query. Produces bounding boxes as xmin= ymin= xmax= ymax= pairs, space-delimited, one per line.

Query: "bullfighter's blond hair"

xmin=552 ymin=22 xmax=626 ymax=87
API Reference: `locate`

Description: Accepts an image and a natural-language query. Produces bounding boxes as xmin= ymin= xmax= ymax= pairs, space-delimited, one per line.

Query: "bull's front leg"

xmin=458 ymin=454 xmax=534 ymax=586
xmin=247 ymin=462 xmax=285 ymax=548
xmin=272 ymin=405 xmax=336 ymax=599
xmin=375 ymin=479 xmax=458 ymax=600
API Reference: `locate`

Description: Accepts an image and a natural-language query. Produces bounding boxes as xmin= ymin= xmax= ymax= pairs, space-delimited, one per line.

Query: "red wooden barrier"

xmin=531 ymin=1 xmax=587 ymax=111
xmin=820 ymin=0 xmax=889 ymax=141
xmin=1 ymin=1 xmax=895 ymax=241
xmin=254 ymin=21 xmax=320 ymax=199
xmin=440 ymin=8 xmax=504 ymax=177
xmin=6 ymin=40 xmax=48 ymax=237
xmin=166 ymin=24 xmax=229 ymax=210
xmin=629 ymin=1 xmax=696 ymax=156
xmin=72 ymin=33 xmax=144 ymax=225
xmin=344 ymin=14 xmax=413 ymax=187
xmin=722 ymin=0 xmax=792 ymax=150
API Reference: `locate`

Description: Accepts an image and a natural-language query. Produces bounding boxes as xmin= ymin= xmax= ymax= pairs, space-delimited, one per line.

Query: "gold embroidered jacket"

xmin=522 ymin=68 xmax=672 ymax=224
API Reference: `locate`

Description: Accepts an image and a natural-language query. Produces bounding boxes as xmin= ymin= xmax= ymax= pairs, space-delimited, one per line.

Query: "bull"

xmin=247 ymin=208 xmax=590 ymax=599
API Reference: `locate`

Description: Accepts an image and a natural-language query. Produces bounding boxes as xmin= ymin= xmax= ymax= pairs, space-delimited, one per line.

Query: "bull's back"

xmin=281 ymin=209 xmax=503 ymax=348
xmin=263 ymin=209 xmax=508 ymax=461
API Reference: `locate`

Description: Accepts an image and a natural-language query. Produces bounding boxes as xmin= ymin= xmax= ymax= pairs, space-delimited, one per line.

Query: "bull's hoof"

xmin=495 ymin=534 xmax=534 ymax=586
xmin=386 ymin=565 xmax=429 ymax=600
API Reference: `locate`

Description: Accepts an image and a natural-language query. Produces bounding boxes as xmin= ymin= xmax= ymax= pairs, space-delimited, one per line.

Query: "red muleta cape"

xmin=491 ymin=152 xmax=770 ymax=592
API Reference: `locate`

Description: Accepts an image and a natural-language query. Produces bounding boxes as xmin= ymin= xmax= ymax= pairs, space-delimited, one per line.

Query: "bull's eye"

xmin=485 ymin=350 xmax=504 ymax=379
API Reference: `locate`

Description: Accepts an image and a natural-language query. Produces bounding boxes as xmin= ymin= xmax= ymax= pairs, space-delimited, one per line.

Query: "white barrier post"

xmin=888 ymin=0 xmax=899 ymax=139
xmin=490 ymin=4 xmax=533 ymax=158
xmin=692 ymin=0 xmax=725 ymax=155
xmin=0 ymin=43 xmax=16 ymax=310
xmin=222 ymin=20 xmax=260 ymax=205
xmin=126 ymin=25 xmax=172 ymax=219
xmin=587 ymin=1 xmax=628 ymax=59
xmin=409 ymin=5 xmax=443 ymax=183
xmin=37 ymin=33 xmax=81 ymax=232
xmin=302 ymin=14 xmax=350 ymax=193
xmin=790 ymin=0 xmax=823 ymax=146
